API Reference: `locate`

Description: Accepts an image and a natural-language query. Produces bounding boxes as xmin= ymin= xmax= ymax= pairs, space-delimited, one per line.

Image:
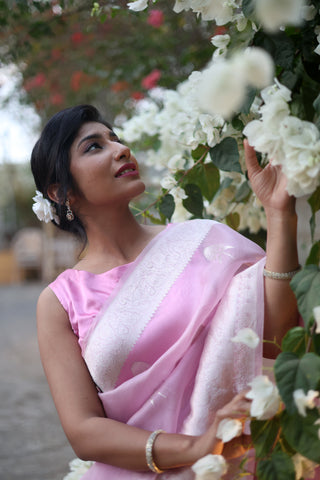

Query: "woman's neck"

xmin=74 ymin=207 xmax=164 ymax=273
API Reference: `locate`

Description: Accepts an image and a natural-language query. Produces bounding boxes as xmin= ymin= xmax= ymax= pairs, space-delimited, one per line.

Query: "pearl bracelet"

xmin=145 ymin=429 xmax=165 ymax=474
xmin=263 ymin=265 xmax=301 ymax=280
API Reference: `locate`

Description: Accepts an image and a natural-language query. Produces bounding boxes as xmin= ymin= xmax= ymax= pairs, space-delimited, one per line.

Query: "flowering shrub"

xmin=118 ymin=1 xmax=320 ymax=478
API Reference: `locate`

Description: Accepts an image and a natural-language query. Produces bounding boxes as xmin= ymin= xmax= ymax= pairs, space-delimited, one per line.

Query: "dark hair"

xmin=31 ymin=105 xmax=112 ymax=245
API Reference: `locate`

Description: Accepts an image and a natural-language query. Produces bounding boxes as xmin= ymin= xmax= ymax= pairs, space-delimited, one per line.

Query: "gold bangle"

xmin=145 ymin=430 xmax=165 ymax=474
xmin=263 ymin=265 xmax=301 ymax=280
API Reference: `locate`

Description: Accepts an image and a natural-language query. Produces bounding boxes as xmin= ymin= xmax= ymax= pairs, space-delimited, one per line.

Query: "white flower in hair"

xmin=32 ymin=190 xmax=60 ymax=224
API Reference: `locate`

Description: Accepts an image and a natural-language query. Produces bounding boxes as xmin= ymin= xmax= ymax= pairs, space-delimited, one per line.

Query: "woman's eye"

xmin=85 ymin=142 xmax=102 ymax=153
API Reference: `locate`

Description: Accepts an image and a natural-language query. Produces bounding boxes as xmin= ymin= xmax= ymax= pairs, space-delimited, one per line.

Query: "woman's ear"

xmin=47 ymin=184 xmax=60 ymax=203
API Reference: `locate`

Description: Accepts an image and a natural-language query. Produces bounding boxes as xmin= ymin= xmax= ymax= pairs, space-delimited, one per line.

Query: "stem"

xmin=262 ymin=338 xmax=282 ymax=351
xmin=306 ymin=322 xmax=316 ymax=353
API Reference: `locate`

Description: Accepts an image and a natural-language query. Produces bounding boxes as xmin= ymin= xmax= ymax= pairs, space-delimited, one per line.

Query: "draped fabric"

xmin=77 ymin=220 xmax=266 ymax=479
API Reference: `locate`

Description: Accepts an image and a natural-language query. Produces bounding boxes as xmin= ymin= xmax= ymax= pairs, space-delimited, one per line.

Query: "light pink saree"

xmin=82 ymin=220 xmax=266 ymax=479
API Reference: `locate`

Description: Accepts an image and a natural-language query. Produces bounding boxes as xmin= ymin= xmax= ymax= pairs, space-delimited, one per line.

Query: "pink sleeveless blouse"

xmin=49 ymin=263 xmax=130 ymax=351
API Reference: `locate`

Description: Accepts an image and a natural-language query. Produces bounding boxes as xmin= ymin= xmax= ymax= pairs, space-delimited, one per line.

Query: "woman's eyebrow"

xmin=77 ymin=133 xmax=104 ymax=150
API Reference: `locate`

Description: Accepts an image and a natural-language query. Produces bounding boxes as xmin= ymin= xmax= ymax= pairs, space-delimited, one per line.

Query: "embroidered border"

xmin=84 ymin=220 xmax=214 ymax=391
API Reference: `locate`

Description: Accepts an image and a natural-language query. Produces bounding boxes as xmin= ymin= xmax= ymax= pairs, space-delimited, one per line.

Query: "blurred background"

xmin=0 ymin=1 xmax=319 ymax=479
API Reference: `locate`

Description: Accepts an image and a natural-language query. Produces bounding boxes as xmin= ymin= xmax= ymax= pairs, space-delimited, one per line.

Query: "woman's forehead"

xmin=76 ymin=121 xmax=112 ymax=139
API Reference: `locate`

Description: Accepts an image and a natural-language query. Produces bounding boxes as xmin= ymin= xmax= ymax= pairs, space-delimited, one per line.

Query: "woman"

xmin=31 ymin=105 xmax=299 ymax=479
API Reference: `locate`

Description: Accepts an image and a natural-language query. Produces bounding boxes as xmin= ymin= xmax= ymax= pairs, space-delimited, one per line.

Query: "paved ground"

xmin=0 ymin=282 xmax=74 ymax=480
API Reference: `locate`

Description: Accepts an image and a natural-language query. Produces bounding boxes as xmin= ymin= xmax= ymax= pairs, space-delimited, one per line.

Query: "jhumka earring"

xmin=65 ymin=199 xmax=74 ymax=221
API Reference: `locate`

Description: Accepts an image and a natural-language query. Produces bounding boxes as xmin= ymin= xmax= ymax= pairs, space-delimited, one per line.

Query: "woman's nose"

xmin=114 ymin=143 xmax=131 ymax=161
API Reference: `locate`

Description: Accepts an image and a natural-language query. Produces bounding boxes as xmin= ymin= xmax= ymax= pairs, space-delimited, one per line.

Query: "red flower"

xmin=71 ymin=71 xmax=83 ymax=92
xmin=131 ymin=91 xmax=144 ymax=100
xmin=111 ymin=81 xmax=130 ymax=93
xmin=147 ymin=9 xmax=164 ymax=28
xmin=71 ymin=31 xmax=84 ymax=45
xmin=214 ymin=26 xmax=228 ymax=35
xmin=141 ymin=69 xmax=161 ymax=90
xmin=24 ymin=73 xmax=46 ymax=91
xmin=50 ymin=93 xmax=64 ymax=105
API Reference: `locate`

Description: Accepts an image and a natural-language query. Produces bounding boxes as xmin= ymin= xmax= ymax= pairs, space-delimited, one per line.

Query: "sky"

xmin=0 ymin=65 xmax=41 ymax=164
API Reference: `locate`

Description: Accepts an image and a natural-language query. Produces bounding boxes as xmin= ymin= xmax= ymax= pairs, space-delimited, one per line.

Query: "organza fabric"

xmin=50 ymin=219 xmax=266 ymax=479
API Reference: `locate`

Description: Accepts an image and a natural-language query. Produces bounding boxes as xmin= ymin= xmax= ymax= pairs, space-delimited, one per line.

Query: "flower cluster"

xmin=119 ymin=69 xmax=268 ymax=231
xmin=197 ymin=47 xmax=274 ymax=119
xmin=128 ymin=0 xmax=309 ymax=33
xmin=244 ymin=80 xmax=320 ymax=197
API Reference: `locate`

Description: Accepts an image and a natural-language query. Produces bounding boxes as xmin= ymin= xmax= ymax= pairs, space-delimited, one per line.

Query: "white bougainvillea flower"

xmin=254 ymin=0 xmax=306 ymax=32
xmin=198 ymin=59 xmax=246 ymax=119
xmin=64 ymin=458 xmax=94 ymax=480
xmin=160 ymin=175 xmax=176 ymax=190
xmin=293 ymin=389 xmax=319 ymax=417
xmin=246 ymin=375 xmax=281 ymax=420
xmin=292 ymin=453 xmax=317 ymax=480
xmin=167 ymin=153 xmax=186 ymax=171
xmin=313 ymin=306 xmax=320 ymax=333
xmin=216 ymin=418 xmax=243 ymax=443
xmin=127 ymin=0 xmax=149 ymax=11
xmin=239 ymin=47 xmax=274 ymax=89
xmin=170 ymin=186 xmax=188 ymax=200
xmin=173 ymin=0 xmax=192 ymax=14
xmin=191 ymin=454 xmax=228 ymax=480
xmin=231 ymin=328 xmax=260 ymax=349
xmin=190 ymin=0 xmax=234 ymax=24
xmin=211 ymin=34 xmax=230 ymax=57
xmin=301 ymin=5 xmax=317 ymax=21
xmin=198 ymin=47 xmax=273 ymax=120
xmin=32 ymin=190 xmax=60 ymax=224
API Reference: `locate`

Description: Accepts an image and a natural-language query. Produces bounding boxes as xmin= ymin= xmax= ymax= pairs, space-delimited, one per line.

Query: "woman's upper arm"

xmin=37 ymin=287 xmax=105 ymax=444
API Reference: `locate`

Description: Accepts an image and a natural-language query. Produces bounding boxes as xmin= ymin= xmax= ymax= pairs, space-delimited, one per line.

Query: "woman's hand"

xmin=244 ymin=139 xmax=295 ymax=215
xmin=192 ymin=390 xmax=252 ymax=460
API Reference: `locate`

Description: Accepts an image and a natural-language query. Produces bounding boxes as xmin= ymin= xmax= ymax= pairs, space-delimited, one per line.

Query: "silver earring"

xmin=65 ymin=200 xmax=74 ymax=221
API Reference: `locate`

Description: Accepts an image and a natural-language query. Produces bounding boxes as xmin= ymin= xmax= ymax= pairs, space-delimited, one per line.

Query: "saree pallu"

xmin=81 ymin=219 xmax=266 ymax=479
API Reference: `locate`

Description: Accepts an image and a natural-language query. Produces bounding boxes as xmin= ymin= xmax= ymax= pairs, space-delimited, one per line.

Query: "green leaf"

xmin=209 ymin=137 xmax=241 ymax=173
xmin=274 ymin=352 xmax=320 ymax=413
xmin=281 ymin=409 xmax=320 ymax=463
xmin=281 ymin=327 xmax=308 ymax=357
xmin=191 ymin=144 xmax=209 ymax=160
xmin=313 ymin=93 xmax=320 ymax=114
xmin=253 ymin=32 xmax=295 ymax=70
xmin=242 ymin=0 xmax=255 ymax=18
xmin=256 ymin=451 xmax=295 ymax=480
xmin=290 ymin=265 xmax=320 ymax=325
xmin=231 ymin=117 xmax=244 ymax=131
xmin=158 ymin=194 xmax=175 ymax=221
xmin=306 ymin=241 xmax=320 ymax=266
xmin=226 ymin=212 xmax=240 ymax=230
xmin=308 ymin=186 xmax=320 ymax=241
xmin=234 ymin=181 xmax=251 ymax=202
xmin=182 ymin=164 xmax=220 ymax=202
xmin=182 ymin=184 xmax=203 ymax=218
xmin=250 ymin=418 xmax=280 ymax=458
xmin=240 ymin=86 xmax=256 ymax=114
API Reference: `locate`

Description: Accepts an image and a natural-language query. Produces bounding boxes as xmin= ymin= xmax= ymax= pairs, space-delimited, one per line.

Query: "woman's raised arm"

xmin=244 ymin=140 xmax=300 ymax=358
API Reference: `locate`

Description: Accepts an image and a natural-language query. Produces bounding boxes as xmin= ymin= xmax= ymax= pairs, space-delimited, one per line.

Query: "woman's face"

xmin=69 ymin=121 xmax=145 ymax=211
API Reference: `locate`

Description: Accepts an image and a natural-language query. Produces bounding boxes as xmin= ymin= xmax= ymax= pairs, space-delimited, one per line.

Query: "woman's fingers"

xmin=243 ymin=139 xmax=261 ymax=179
xmin=215 ymin=390 xmax=252 ymax=421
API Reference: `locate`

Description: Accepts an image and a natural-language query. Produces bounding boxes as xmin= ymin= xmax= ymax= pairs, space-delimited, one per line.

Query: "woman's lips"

xmin=115 ymin=162 xmax=139 ymax=177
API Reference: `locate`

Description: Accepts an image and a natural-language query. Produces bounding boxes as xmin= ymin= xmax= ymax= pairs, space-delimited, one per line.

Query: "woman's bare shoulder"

xmin=37 ymin=285 xmax=69 ymax=329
